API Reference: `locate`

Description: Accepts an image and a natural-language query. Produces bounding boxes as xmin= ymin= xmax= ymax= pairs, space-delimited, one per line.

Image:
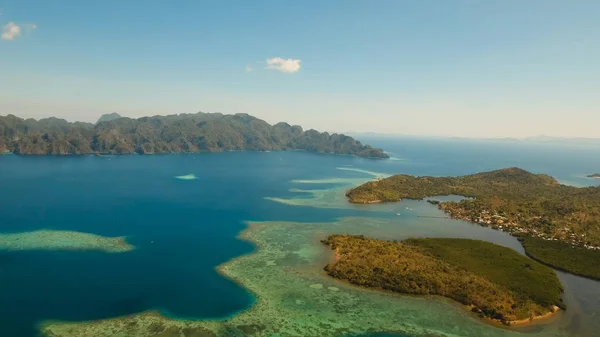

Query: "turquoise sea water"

xmin=1 ymin=137 xmax=599 ymax=337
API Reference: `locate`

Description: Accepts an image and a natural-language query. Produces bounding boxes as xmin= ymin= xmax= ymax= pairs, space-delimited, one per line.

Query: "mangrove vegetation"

xmin=322 ymin=235 xmax=564 ymax=325
xmin=518 ymin=236 xmax=600 ymax=280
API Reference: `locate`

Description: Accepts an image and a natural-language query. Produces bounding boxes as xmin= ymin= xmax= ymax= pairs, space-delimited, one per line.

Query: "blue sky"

xmin=1 ymin=0 xmax=598 ymax=138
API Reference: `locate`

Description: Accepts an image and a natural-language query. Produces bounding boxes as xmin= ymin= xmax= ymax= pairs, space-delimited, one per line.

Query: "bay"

xmin=1 ymin=137 xmax=599 ymax=337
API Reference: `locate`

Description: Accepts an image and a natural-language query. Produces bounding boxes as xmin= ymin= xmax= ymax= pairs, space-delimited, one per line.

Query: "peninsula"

xmin=346 ymin=168 xmax=600 ymax=279
xmin=322 ymin=235 xmax=564 ymax=325
xmin=587 ymin=173 xmax=600 ymax=179
xmin=0 ymin=113 xmax=388 ymax=158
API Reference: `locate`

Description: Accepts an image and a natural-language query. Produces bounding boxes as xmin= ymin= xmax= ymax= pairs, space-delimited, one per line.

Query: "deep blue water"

xmin=0 ymin=152 xmax=385 ymax=336
xmin=1 ymin=138 xmax=599 ymax=337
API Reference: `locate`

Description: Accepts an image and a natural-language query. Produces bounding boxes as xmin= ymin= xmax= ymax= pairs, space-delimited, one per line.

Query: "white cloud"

xmin=2 ymin=22 xmax=20 ymax=40
xmin=266 ymin=57 xmax=301 ymax=74
xmin=245 ymin=65 xmax=254 ymax=72
xmin=2 ymin=22 xmax=36 ymax=41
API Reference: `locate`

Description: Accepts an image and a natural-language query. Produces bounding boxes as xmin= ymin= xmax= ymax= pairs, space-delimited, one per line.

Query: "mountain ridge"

xmin=0 ymin=112 xmax=388 ymax=158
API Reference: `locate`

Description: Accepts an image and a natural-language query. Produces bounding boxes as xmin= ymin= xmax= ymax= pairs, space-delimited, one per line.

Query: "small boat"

xmin=396 ymin=213 xmax=401 ymax=216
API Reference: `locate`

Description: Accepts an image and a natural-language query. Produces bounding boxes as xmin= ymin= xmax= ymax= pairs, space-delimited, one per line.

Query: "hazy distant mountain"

xmin=344 ymin=132 xmax=411 ymax=139
xmin=345 ymin=132 xmax=600 ymax=145
xmin=523 ymin=135 xmax=600 ymax=144
xmin=0 ymin=112 xmax=388 ymax=158
xmin=96 ymin=112 xmax=122 ymax=124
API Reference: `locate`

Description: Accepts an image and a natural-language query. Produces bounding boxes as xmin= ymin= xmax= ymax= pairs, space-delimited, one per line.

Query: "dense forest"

xmin=322 ymin=235 xmax=563 ymax=324
xmin=518 ymin=236 xmax=600 ymax=280
xmin=345 ymin=168 xmax=600 ymax=278
xmin=0 ymin=113 xmax=388 ymax=158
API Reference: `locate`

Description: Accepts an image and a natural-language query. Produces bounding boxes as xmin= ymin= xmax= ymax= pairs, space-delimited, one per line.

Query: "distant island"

xmin=346 ymin=168 xmax=600 ymax=280
xmin=0 ymin=112 xmax=388 ymax=158
xmin=587 ymin=173 xmax=600 ymax=178
xmin=322 ymin=235 xmax=564 ymax=325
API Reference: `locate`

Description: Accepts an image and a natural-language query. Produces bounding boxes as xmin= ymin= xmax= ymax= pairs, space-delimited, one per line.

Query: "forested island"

xmin=0 ymin=113 xmax=388 ymax=158
xmin=588 ymin=173 xmax=600 ymax=178
xmin=346 ymin=168 xmax=600 ymax=279
xmin=322 ymin=235 xmax=564 ymax=325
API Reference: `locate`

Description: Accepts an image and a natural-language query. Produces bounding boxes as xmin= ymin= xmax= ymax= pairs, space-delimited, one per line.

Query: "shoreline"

xmin=0 ymin=148 xmax=389 ymax=159
xmin=505 ymin=306 xmax=561 ymax=326
xmin=214 ymin=221 xmax=262 ymax=308
xmin=349 ymin=198 xmax=384 ymax=204
xmin=323 ymin=268 xmax=560 ymax=328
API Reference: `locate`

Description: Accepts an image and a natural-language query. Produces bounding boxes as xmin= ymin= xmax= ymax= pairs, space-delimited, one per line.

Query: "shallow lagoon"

xmin=1 ymin=138 xmax=600 ymax=336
